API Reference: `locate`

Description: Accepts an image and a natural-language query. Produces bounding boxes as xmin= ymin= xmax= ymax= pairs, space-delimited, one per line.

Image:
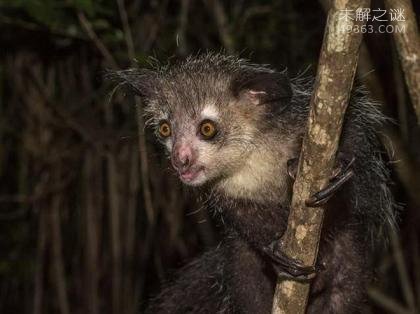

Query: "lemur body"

xmin=110 ymin=54 xmax=396 ymax=313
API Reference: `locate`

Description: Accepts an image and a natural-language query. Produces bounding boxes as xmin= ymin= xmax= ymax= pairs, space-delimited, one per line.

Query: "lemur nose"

xmin=172 ymin=144 xmax=194 ymax=171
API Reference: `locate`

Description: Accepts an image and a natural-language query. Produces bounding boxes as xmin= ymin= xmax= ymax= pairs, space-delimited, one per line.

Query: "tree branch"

xmin=77 ymin=12 xmax=119 ymax=69
xmin=204 ymin=0 xmax=235 ymax=53
xmin=272 ymin=0 xmax=370 ymax=312
xmin=115 ymin=0 xmax=156 ymax=226
xmin=385 ymin=0 xmax=420 ymax=124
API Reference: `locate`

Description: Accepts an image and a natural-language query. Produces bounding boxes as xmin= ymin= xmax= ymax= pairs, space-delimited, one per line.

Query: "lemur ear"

xmin=105 ymin=68 xmax=158 ymax=100
xmin=231 ymin=71 xmax=292 ymax=107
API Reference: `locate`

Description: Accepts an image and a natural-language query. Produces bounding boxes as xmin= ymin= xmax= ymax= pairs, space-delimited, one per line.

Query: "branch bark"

xmin=205 ymin=0 xmax=235 ymax=53
xmin=272 ymin=0 xmax=370 ymax=313
xmin=385 ymin=0 xmax=420 ymax=124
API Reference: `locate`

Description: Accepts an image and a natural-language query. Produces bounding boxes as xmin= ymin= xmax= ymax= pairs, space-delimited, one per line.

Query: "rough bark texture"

xmin=385 ymin=0 xmax=420 ymax=124
xmin=272 ymin=0 xmax=370 ymax=313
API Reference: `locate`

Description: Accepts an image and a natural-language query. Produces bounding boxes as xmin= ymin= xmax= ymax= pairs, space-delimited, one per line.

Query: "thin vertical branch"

xmin=116 ymin=0 xmax=156 ymax=226
xmin=123 ymin=144 xmax=140 ymax=313
xmin=135 ymin=102 xmax=156 ymax=225
xmin=272 ymin=0 xmax=369 ymax=312
xmin=49 ymin=188 xmax=70 ymax=314
xmin=390 ymin=230 xmax=417 ymax=311
xmin=106 ymin=150 xmax=122 ymax=314
xmin=104 ymin=72 xmax=122 ymax=313
xmin=382 ymin=130 xmax=420 ymax=206
xmin=176 ymin=0 xmax=190 ymax=56
xmin=204 ymin=0 xmax=235 ymax=53
xmin=33 ymin=204 xmax=47 ymax=314
xmin=77 ymin=11 xmax=119 ymax=69
xmin=391 ymin=43 xmax=410 ymax=141
xmin=385 ymin=0 xmax=420 ymax=124
xmin=116 ymin=0 xmax=136 ymax=60
xmin=83 ymin=151 xmax=100 ymax=314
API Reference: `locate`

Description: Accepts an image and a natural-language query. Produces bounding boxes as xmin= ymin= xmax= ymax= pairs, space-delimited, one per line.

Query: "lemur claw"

xmin=306 ymin=156 xmax=355 ymax=207
xmin=263 ymin=240 xmax=317 ymax=281
xmin=287 ymin=155 xmax=356 ymax=207
xmin=286 ymin=158 xmax=299 ymax=181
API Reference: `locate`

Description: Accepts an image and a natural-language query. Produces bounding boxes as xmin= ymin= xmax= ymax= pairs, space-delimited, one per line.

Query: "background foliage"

xmin=0 ymin=0 xmax=419 ymax=313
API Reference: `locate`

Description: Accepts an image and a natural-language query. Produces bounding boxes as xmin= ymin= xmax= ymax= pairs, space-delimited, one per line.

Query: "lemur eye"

xmin=199 ymin=120 xmax=217 ymax=139
xmin=158 ymin=121 xmax=171 ymax=138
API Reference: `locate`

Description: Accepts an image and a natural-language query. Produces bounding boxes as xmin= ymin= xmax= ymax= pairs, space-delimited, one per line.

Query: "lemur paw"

xmin=306 ymin=155 xmax=355 ymax=207
xmin=286 ymin=157 xmax=299 ymax=181
xmin=262 ymin=240 xmax=317 ymax=281
xmin=287 ymin=154 xmax=355 ymax=207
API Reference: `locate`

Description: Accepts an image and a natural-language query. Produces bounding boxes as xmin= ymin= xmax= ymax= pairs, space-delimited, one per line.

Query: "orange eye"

xmin=200 ymin=120 xmax=217 ymax=139
xmin=158 ymin=121 xmax=171 ymax=138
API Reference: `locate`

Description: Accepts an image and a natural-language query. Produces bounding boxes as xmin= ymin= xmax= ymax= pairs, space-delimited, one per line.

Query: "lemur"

xmin=108 ymin=53 xmax=396 ymax=313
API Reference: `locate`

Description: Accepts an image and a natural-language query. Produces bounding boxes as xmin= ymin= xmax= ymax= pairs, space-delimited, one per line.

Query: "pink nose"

xmin=171 ymin=144 xmax=194 ymax=172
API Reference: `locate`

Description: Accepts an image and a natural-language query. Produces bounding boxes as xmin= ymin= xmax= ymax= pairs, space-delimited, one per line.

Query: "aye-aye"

xmin=109 ymin=53 xmax=396 ymax=314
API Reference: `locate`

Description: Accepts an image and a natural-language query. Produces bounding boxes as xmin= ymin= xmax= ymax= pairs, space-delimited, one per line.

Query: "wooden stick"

xmin=272 ymin=0 xmax=369 ymax=312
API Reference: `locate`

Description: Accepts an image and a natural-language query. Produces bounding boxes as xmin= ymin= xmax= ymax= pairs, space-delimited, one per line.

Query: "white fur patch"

xmin=218 ymin=142 xmax=295 ymax=203
xmin=201 ymin=105 xmax=219 ymax=120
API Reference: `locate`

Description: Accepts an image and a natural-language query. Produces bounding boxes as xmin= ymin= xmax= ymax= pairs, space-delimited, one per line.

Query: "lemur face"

xmin=108 ymin=54 xmax=293 ymax=192
xmin=152 ymin=101 xmax=263 ymax=187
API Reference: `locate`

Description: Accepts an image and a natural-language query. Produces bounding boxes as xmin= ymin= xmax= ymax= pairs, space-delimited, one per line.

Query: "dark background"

xmin=0 ymin=0 xmax=419 ymax=313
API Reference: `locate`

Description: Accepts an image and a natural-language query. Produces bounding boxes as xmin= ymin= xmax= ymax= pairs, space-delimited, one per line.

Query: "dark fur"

xmin=108 ymin=53 xmax=397 ymax=314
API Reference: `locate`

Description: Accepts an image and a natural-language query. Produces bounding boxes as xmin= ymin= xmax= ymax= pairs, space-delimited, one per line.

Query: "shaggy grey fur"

xmin=107 ymin=53 xmax=397 ymax=314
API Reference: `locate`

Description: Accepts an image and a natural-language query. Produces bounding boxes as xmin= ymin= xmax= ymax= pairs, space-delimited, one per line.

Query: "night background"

xmin=0 ymin=0 xmax=419 ymax=313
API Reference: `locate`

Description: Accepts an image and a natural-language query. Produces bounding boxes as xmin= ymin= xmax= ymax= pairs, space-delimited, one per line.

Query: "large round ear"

xmin=231 ymin=70 xmax=293 ymax=109
xmin=104 ymin=68 xmax=158 ymax=100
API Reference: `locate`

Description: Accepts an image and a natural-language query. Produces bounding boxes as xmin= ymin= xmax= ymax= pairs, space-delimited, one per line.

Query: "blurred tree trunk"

xmin=272 ymin=0 xmax=369 ymax=313
xmin=33 ymin=200 xmax=47 ymax=314
xmin=105 ymin=150 xmax=122 ymax=314
xmin=385 ymin=0 xmax=420 ymax=124
xmin=49 ymin=184 xmax=70 ymax=314
xmin=84 ymin=151 xmax=102 ymax=314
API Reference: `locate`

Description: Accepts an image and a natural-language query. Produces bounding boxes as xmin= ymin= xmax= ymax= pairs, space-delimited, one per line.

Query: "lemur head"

xmin=109 ymin=54 xmax=296 ymax=197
